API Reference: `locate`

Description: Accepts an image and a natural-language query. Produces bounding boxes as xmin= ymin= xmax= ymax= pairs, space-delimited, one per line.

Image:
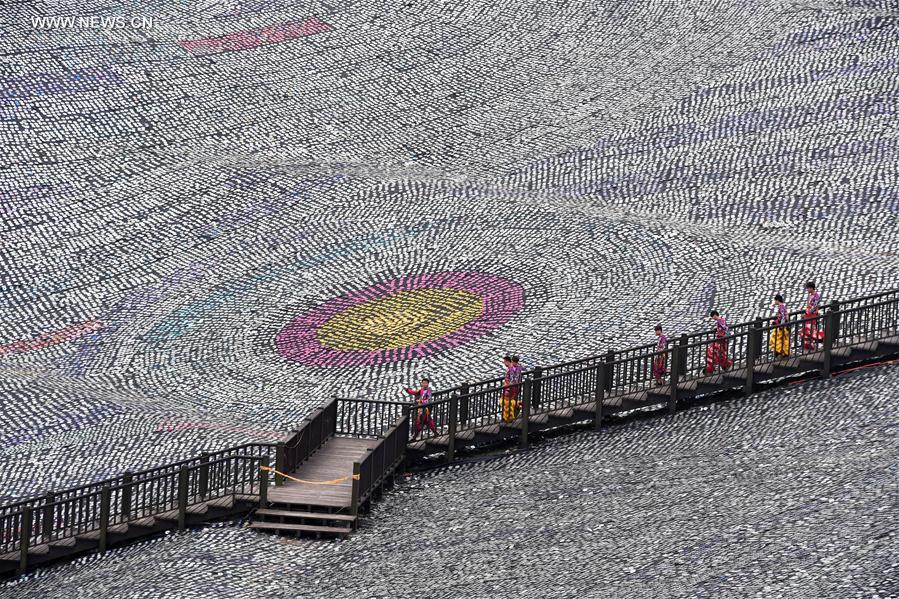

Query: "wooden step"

xmin=573 ymin=403 xmax=597 ymax=414
xmin=753 ymin=362 xmax=775 ymax=375
xmin=234 ymin=494 xmax=261 ymax=503
xmin=548 ymin=407 xmax=575 ymax=419
xmin=647 ymin=384 xmax=671 ymax=396
xmin=255 ymin=509 xmax=355 ymax=522
xmin=247 ymin=521 xmax=352 ymax=535
xmin=677 ymin=379 xmax=699 ymax=391
xmin=206 ymin=496 xmax=235 ymax=509
xmin=156 ymin=509 xmax=179 ymax=521
xmin=798 ymin=351 xmax=825 ymax=363
xmin=425 ymin=429 xmax=476 ymax=447
xmin=0 ymin=551 xmax=19 ymax=562
xmin=722 ymin=367 xmax=748 ymax=381
xmin=48 ymin=537 xmax=77 ymax=549
xmin=473 ymin=423 xmax=502 ymax=435
xmin=131 ymin=516 xmax=156 ymax=528
xmin=26 ymin=543 xmax=50 ymax=556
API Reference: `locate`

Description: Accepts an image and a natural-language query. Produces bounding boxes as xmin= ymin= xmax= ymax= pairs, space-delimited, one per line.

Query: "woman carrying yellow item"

xmin=500 ymin=355 xmax=516 ymax=422
xmin=769 ymin=294 xmax=790 ymax=356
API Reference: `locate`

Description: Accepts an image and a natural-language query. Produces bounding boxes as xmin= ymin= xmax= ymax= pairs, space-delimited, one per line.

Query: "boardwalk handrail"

xmin=0 ymin=442 xmax=279 ymax=541
xmin=2 ymin=287 xmax=898 ymax=573
xmin=407 ymin=289 xmax=899 ymax=445
xmin=277 ymin=398 xmax=338 ymax=481
xmin=336 ymin=398 xmax=411 ymax=437
xmin=2 ymin=454 xmax=269 ymax=564
xmin=351 ymin=415 xmax=410 ymax=515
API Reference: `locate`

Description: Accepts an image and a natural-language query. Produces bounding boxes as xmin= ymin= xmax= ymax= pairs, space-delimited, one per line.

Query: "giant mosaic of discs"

xmin=276 ymin=272 xmax=525 ymax=366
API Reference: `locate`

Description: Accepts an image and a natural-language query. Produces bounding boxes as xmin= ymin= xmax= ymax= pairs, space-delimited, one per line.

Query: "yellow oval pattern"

xmin=316 ymin=288 xmax=484 ymax=351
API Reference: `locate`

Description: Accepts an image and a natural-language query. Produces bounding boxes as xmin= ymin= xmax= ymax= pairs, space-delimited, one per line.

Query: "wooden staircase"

xmin=248 ymin=506 xmax=355 ymax=538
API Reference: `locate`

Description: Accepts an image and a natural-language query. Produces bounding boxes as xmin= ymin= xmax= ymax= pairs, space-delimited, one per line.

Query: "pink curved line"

xmin=0 ymin=320 xmax=104 ymax=356
xmin=276 ymin=272 xmax=524 ymax=366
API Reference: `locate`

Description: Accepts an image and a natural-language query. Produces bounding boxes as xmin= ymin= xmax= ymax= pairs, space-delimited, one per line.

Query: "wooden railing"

xmin=275 ymin=398 xmax=338 ymax=483
xmin=407 ymin=289 xmax=899 ymax=455
xmin=335 ymin=398 xmax=410 ymax=437
xmin=0 ymin=443 xmax=279 ymax=557
xmin=3 ymin=454 xmax=269 ymax=572
xmin=2 ymin=288 xmax=898 ymax=575
xmin=350 ymin=415 xmax=410 ymax=515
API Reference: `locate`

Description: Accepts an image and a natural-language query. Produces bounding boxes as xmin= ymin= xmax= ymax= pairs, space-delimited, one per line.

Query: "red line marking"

xmin=178 ymin=17 xmax=333 ymax=56
xmin=0 ymin=320 xmax=103 ymax=356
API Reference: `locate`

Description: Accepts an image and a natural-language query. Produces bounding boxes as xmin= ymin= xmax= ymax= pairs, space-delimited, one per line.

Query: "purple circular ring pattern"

xmin=275 ymin=271 xmax=525 ymax=366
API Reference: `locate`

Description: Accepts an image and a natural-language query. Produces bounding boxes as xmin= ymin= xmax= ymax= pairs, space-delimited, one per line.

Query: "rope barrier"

xmin=259 ymin=465 xmax=360 ymax=485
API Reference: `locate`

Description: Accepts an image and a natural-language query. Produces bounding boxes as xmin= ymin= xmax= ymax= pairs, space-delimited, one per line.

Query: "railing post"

xmin=275 ymin=442 xmax=286 ymax=487
xmin=677 ymin=334 xmax=688 ymax=377
xmin=199 ymin=453 xmax=210 ymax=499
xmin=18 ymin=508 xmax=32 ymax=575
xmin=177 ymin=466 xmax=189 ymax=531
xmin=286 ymin=429 xmax=300 ymax=471
xmin=823 ymin=302 xmax=839 ymax=378
xmin=41 ymin=492 xmax=55 ymax=543
xmin=745 ymin=319 xmax=761 ymax=396
xmin=459 ymin=382 xmax=470 ymax=427
xmin=447 ymin=395 xmax=458 ymax=463
xmin=532 ymin=367 xmax=543 ymax=410
xmin=99 ymin=485 xmax=111 ymax=552
xmin=350 ymin=462 xmax=361 ymax=516
xmin=668 ymin=345 xmax=679 ymax=414
xmin=259 ymin=456 xmax=269 ymax=507
xmin=593 ymin=359 xmax=606 ymax=431
xmin=604 ymin=350 xmax=615 ymax=393
xmin=121 ymin=472 xmax=133 ymax=521
xmin=519 ymin=379 xmax=532 ymax=450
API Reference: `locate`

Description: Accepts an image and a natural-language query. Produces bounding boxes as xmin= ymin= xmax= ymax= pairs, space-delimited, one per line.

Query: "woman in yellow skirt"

xmin=769 ymin=294 xmax=790 ymax=356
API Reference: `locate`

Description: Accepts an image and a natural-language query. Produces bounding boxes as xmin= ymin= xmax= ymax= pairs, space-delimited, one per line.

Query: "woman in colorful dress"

xmin=705 ymin=310 xmax=733 ymax=374
xmin=770 ymin=294 xmax=790 ymax=357
xmin=652 ymin=324 xmax=668 ymax=385
xmin=405 ymin=378 xmax=437 ymax=439
xmin=510 ymin=355 xmax=523 ymax=416
xmin=801 ymin=281 xmax=824 ymax=349
xmin=500 ymin=356 xmax=516 ymax=422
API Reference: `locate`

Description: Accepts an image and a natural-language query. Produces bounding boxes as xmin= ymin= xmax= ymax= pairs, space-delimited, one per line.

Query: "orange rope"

xmin=259 ymin=465 xmax=360 ymax=485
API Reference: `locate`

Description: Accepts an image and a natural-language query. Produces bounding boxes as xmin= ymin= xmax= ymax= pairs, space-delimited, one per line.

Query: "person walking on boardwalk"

xmin=405 ymin=378 xmax=437 ymax=439
xmin=770 ymin=294 xmax=791 ymax=357
xmin=705 ymin=310 xmax=733 ymax=374
xmin=510 ymin=355 xmax=523 ymax=415
xmin=500 ymin=355 xmax=516 ymax=422
xmin=802 ymin=281 xmax=824 ymax=349
xmin=652 ymin=324 xmax=668 ymax=385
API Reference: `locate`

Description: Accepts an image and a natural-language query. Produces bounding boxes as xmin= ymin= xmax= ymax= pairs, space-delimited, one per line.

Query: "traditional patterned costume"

xmin=802 ymin=291 xmax=825 ymax=349
xmin=406 ymin=385 xmax=437 ymax=437
xmin=652 ymin=333 xmax=668 ymax=383
xmin=770 ymin=302 xmax=790 ymax=356
xmin=501 ymin=366 xmax=516 ymax=422
xmin=705 ymin=317 xmax=733 ymax=374
xmin=510 ymin=363 xmax=523 ymax=414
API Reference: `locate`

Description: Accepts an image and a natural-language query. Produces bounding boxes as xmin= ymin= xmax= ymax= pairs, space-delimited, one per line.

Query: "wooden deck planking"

xmin=268 ymin=436 xmax=381 ymax=507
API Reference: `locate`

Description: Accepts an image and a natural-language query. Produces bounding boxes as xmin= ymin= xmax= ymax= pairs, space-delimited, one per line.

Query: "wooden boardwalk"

xmin=267 ymin=436 xmax=381 ymax=508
